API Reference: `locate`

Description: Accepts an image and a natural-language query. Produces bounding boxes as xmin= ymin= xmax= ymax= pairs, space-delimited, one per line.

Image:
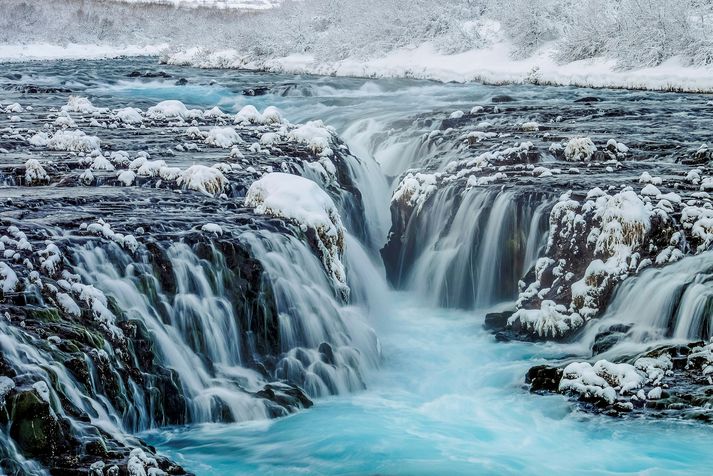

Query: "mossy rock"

xmin=9 ymin=389 xmax=67 ymax=457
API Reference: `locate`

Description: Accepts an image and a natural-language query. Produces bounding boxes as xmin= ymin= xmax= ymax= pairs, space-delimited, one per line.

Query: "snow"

xmin=5 ymin=103 xmax=23 ymax=113
xmin=114 ymin=107 xmax=144 ymax=124
xmin=113 ymin=0 xmax=279 ymax=10
xmin=205 ymin=127 xmax=243 ymax=148
xmin=245 ymin=173 xmax=348 ymax=297
xmin=641 ymin=184 xmax=661 ymax=196
xmin=178 ymin=165 xmax=228 ymax=195
xmin=234 ymin=105 xmax=263 ymax=125
xmin=0 ymin=376 xmax=15 ymax=401
xmin=261 ymin=106 xmax=283 ymax=124
xmin=564 ymin=137 xmax=597 ymax=161
xmin=118 ymin=170 xmax=137 ymax=186
xmin=136 ymin=160 xmax=167 ymax=177
xmin=57 ymin=292 xmax=82 ymax=317
xmin=91 ymin=156 xmax=116 ymax=171
xmin=147 ymin=100 xmax=201 ymax=120
xmin=286 ymin=121 xmax=335 ymax=154
xmin=0 ymin=262 xmax=18 ymax=293
xmin=201 ymin=223 xmax=223 ymax=235
xmin=32 ymin=381 xmax=51 ymax=403
xmin=164 ymin=41 xmax=713 ymax=93
xmin=62 ymin=96 xmax=106 ymax=115
xmin=508 ymin=300 xmax=583 ymax=338
xmin=30 ymin=130 xmax=101 ymax=153
xmin=560 ymin=360 xmax=646 ymax=404
xmin=24 ymin=159 xmax=49 ymax=184
xmin=392 ymin=173 xmax=438 ymax=211
xmin=0 ymin=43 xmax=168 ymax=63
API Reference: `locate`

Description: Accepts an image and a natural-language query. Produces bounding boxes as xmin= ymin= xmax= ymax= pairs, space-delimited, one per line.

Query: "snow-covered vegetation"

xmin=3 ymin=0 xmax=713 ymax=90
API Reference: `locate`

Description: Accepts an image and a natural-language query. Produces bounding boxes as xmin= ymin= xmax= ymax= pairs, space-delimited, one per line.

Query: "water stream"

xmin=3 ymin=57 xmax=713 ymax=474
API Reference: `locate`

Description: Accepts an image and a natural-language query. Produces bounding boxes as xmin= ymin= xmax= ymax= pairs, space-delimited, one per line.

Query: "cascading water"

xmin=388 ymin=187 xmax=552 ymax=309
xmin=578 ymin=251 xmax=713 ymax=356
xmin=71 ymin=240 xmax=269 ymax=426
xmin=67 ymin=224 xmax=382 ymax=426
xmin=4 ymin=57 xmax=713 ymax=475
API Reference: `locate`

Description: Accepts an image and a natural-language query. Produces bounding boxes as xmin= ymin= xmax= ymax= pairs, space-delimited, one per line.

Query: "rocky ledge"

xmin=381 ymin=92 xmax=713 ymax=340
xmin=527 ymin=341 xmax=713 ymax=421
xmin=0 ymin=93 xmax=375 ymax=474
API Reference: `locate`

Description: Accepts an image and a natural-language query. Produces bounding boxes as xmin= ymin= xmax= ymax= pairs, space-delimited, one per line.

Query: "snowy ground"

xmin=0 ymin=44 xmax=167 ymax=62
xmin=110 ymin=0 xmax=281 ymax=9
xmin=3 ymin=0 xmax=713 ymax=92
xmin=165 ymin=42 xmax=713 ymax=93
xmin=3 ymin=40 xmax=713 ymax=93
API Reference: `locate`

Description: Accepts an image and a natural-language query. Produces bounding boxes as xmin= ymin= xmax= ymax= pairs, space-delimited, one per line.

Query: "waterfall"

xmin=71 ymin=240 xmax=270 ymax=427
xmin=578 ymin=251 xmax=713 ymax=355
xmin=390 ymin=187 xmax=552 ymax=310
xmin=240 ymin=230 xmax=381 ymax=397
xmin=63 ymin=224 xmax=381 ymax=430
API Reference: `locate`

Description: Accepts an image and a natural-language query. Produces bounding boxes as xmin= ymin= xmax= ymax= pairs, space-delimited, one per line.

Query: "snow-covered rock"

xmin=205 ymin=127 xmax=243 ymax=148
xmin=246 ymin=173 xmax=348 ymax=298
xmin=564 ymin=137 xmax=597 ymax=161
xmin=177 ymin=165 xmax=228 ymax=195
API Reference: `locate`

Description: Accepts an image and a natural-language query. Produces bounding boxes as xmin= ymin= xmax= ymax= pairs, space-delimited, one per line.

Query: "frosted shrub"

xmin=4 ymin=0 xmax=713 ymax=69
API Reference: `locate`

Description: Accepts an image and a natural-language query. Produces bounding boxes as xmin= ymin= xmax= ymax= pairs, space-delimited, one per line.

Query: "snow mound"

xmin=392 ymin=173 xmax=438 ymax=211
xmin=286 ymin=120 xmax=335 ymax=154
xmin=205 ymin=127 xmax=243 ymax=148
xmin=564 ymin=137 xmax=597 ymax=161
xmin=61 ymin=96 xmax=106 ymax=114
xmin=560 ymin=360 xmax=646 ymax=404
xmin=234 ymin=105 xmax=262 ymax=124
xmin=0 ymin=262 xmax=19 ymax=293
xmin=24 ymin=159 xmax=49 ymax=185
xmin=30 ymin=130 xmax=101 ymax=153
xmin=147 ymin=100 xmax=201 ymax=120
xmin=114 ymin=107 xmax=143 ymax=124
xmin=178 ymin=165 xmax=228 ymax=195
xmin=245 ymin=172 xmax=348 ymax=298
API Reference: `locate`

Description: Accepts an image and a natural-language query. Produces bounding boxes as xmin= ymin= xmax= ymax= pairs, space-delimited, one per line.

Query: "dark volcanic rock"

xmin=526 ymin=365 xmax=563 ymax=393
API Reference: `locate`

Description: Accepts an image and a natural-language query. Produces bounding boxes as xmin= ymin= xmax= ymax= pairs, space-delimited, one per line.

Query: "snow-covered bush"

xmin=4 ymin=0 xmax=713 ymax=71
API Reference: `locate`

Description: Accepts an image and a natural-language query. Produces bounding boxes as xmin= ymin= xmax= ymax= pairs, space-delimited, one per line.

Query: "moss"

xmin=27 ymin=307 xmax=63 ymax=323
xmin=9 ymin=389 xmax=65 ymax=457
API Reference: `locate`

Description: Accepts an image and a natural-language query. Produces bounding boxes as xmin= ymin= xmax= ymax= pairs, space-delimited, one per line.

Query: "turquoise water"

xmin=144 ymin=293 xmax=713 ymax=475
xmin=10 ymin=58 xmax=712 ymax=475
